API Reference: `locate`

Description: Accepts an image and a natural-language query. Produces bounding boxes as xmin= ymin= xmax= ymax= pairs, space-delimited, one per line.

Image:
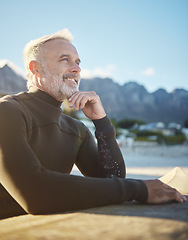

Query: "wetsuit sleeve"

xmin=93 ymin=116 xmax=126 ymax=178
xmin=0 ymin=101 xmax=147 ymax=215
xmin=75 ymin=116 xmax=125 ymax=178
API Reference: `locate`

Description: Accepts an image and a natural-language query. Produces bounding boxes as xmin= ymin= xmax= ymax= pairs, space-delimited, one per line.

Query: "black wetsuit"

xmin=0 ymin=86 xmax=147 ymax=219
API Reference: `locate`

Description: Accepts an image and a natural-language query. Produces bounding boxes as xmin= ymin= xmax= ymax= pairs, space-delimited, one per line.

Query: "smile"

xmin=63 ymin=76 xmax=78 ymax=85
xmin=66 ymin=78 xmax=77 ymax=84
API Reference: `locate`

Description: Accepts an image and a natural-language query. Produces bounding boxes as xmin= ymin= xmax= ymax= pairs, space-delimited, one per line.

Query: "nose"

xmin=71 ymin=62 xmax=81 ymax=73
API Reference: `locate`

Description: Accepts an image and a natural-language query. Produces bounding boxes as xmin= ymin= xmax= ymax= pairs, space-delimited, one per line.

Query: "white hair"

xmin=23 ymin=29 xmax=73 ymax=89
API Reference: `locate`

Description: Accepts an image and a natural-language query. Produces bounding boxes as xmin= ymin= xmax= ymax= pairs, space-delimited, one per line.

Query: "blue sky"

xmin=0 ymin=0 xmax=187 ymax=92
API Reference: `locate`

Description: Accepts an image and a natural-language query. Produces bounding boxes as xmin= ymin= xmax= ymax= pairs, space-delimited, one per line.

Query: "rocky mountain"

xmin=0 ymin=62 xmax=27 ymax=95
xmin=0 ymin=62 xmax=188 ymax=125
xmin=79 ymin=78 xmax=188 ymax=125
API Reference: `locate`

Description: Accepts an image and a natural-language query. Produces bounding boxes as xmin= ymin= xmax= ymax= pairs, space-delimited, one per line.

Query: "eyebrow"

xmin=59 ymin=54 xmax=81 ymax=64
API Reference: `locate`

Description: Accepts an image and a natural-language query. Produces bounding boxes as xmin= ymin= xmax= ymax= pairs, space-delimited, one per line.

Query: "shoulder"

xmin=0 ymin=94 xmax=28 ymax=124
xmin=0 ymin=95 xmax=30 ymax=152
xmin=59 ymin=114 xmax=92 ymax=139
xmin=0 ymin=94 xmax=19 ymax=112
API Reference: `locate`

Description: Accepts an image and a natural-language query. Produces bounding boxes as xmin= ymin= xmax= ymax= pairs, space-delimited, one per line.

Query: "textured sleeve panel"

xmin=93 ymin=116 xmax=126 ymax=178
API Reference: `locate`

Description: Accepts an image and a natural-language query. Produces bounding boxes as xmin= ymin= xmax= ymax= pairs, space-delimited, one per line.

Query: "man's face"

xmin=39 ymin=39 xmax=81 ymax=101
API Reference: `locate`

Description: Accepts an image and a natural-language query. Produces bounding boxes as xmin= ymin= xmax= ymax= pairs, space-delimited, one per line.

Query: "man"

xmin=0 ymin=29 xmax=186 ymax=219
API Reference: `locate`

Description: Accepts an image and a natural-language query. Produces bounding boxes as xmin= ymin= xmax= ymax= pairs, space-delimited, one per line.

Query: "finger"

xmin=173 ymin=191 xmax=186 ymax=203
xmin=78 ymin=96 xmax=89 ymax=110
xmin=69 ymin=92 xmax=95 ymax=110
xmin=68 ymin=91 xmax=79 ymax=102
xmin=74 ymin=93 xmax=88 ymax=111
xmin=68 ymin=92 xmax=82 ymax=108
xmin=165 ymin=188 xmax=186 ymax=203
xmin=70 ymin=93 xmax=88 ymax=111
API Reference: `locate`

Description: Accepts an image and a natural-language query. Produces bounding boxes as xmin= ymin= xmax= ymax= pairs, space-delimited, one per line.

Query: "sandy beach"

xmin=122 ymin=142 xmax=188 ymax=179
xmin=71 ymin=142 xmax=188 ymax=180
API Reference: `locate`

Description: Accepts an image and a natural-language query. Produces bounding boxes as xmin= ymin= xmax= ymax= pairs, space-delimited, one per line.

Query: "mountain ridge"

xmin=79 ymin=78 xmax=188 ymax=125
xmin=0 ymin=62 xmax=188 ymax=125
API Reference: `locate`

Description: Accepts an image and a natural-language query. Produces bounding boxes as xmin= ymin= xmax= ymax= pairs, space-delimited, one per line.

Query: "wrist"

xmin=92 ymin=116 xmax=116 ymax=138
xmin=92 ymin=116 xmax=110 ymax=131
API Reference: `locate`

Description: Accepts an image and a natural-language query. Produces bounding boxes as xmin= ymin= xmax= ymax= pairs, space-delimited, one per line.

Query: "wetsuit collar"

xmin=28 ymin=86 xmax=62 ymax=108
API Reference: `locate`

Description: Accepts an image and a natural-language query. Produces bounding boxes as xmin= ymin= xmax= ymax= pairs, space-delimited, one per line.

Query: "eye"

xmin=76 ymin=59 xmax=81 ymax=66
xmin=61 ymin=57 xmax=69 ymax=62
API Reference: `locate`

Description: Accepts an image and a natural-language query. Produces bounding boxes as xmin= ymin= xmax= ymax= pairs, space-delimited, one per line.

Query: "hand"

xmin=143 ymin=179 xmax=186 ymax=204
xmin=68 ymin=91 xmax=106 ymax=120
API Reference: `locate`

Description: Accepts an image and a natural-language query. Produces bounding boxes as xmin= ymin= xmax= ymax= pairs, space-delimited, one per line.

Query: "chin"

xmin=61 ymin=87 xmax=78 ymax=100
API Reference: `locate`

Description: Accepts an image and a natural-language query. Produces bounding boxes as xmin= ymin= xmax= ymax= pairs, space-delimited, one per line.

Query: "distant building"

xmin=138 ymin=122 xmax=165 ymax=131
xmin=138 ymin=121 xmax=182 ymax=137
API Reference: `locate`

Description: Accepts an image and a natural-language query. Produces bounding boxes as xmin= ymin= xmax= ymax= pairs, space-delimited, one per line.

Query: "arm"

xmin=93 ymin=116 xmax=125 ymax=178
xmin=75 ymin=117 xmax=125 ymax=178
xmin=0 ymin=100 xmax=146 ymax=215
xmin=69 ymin=91 xmax=186 ymax=204
xmin=69 ymin=91 xmax=125 ymax=178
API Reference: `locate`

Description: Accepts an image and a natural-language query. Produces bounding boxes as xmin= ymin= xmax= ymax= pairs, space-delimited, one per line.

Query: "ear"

xmin=29 ymin=60 xmax=41 ymax=77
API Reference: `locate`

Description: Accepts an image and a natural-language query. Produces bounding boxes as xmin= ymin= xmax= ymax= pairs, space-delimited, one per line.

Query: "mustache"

xmin=62 ymin=74 xmax=79 ymax=82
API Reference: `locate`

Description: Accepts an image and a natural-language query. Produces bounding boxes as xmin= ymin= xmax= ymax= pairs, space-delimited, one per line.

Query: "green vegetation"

xmin=117 ymin=118 xmax=145 ymax=129
xmin=163 ymin=134 xmax=186 ymax=145
xmin=130 ymin=129 xmax=186 ymax=145
xmin=130 ymin=130 xmax=163 ymax=144
xmin=134 ymin=136 xmax=156 ymax=142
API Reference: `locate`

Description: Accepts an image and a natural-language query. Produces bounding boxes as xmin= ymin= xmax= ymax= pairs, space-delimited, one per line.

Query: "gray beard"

xmin=59 ymin=80 xmax=79 ymax=99
xmin=41 ymin=68 xmax=79 ymax=101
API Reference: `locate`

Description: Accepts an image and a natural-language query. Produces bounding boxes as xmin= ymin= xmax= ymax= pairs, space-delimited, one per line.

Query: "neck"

xmin=28 ymin=86 xmax=63 ymax=108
